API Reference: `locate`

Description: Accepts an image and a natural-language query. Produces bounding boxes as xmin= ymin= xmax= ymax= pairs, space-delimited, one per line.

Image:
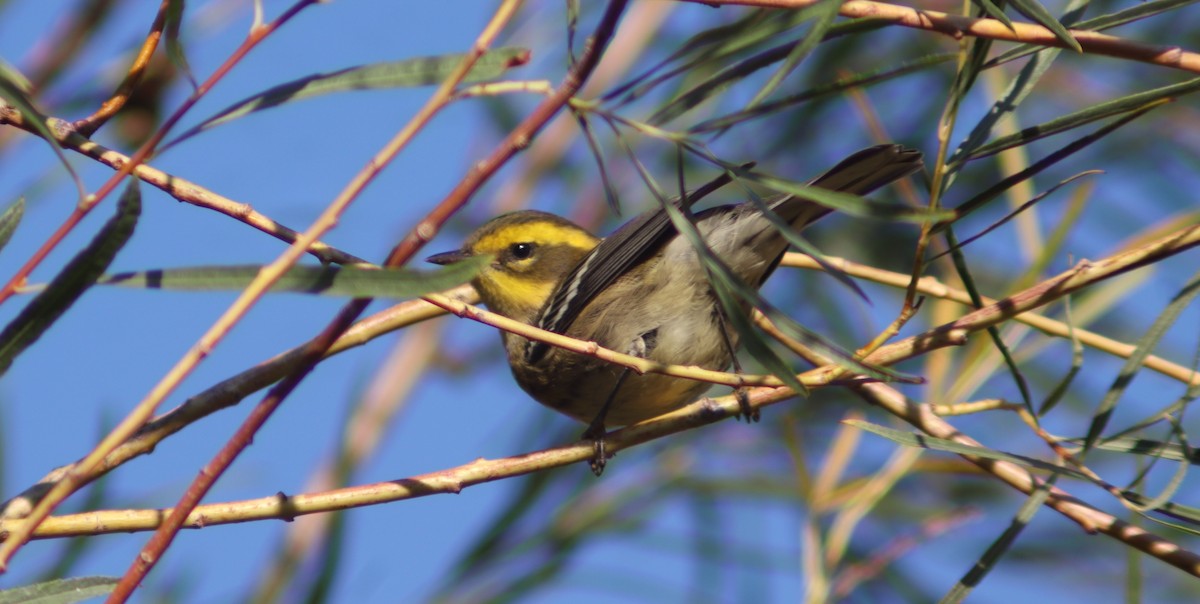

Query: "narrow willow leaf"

xmin=0 ymin=576 xmax=118 ymax=604
xmin=1007 ymin=0 xmax=1082 ymax=52
xmin=165 ymin=47 xmax=530 ymax=147
xmin=743 ymin=0 xmax=840 ymax=111
xmin=1125 ymin=420 xmax=1191 ymax=514
xmin=99 ymin=256 xmax=486 ymax=297
xmin=165 ymin=0 xmax=198 ymax=90
xmin=607 ymin=9 xmax=806 ymax=109
xmin=1080 ymin=269 xmax=1200 ymax=457
xmin=0 ymin=197 xmax=25 ymax=254
xmin=622 ymin=15 xmax=892 ymax=116
xmin=932 ymin=171 xmax=1099 ymax=260
xmin=1120 ymin=491 xmax=1200 ymax=528
xmin=989 ymin=0 xmax=1197 ymax=67
xmin=944 ymin=227 xmax=1036 ymax=412
xmin=969 ymin=0 xmax=1017 ymax=31
xmin=690 ymin=52 xmax=955 ymax=133
xmin=940 ymin=472 xmax=1059 ymax=604
xmin=573 ymin=110 xmax=621 ymax=215
xmin=847 ymin=420 xmax=1093 ymax=481
xmin=948 ymin=39 xmax=1063 ymax=174
xmin=1037 ymin=293 xmax=1083 ymax=417
xmin=0 ymin=181 xmax=141 ymax=377
xmin=0 ymin=62 xmax=83 ymax=196
xmin=1074 ymin=437 xmax=1200 ymax=464
xmin=646 ymin=4 xmax=840 ymax=126
xmin=719 ymin=165 xmax=952 ymax=223
xmin=940 ymin=108 xmax=1156 ymax=232
xmin=966 ymin=78 xmax=1200 ymax=161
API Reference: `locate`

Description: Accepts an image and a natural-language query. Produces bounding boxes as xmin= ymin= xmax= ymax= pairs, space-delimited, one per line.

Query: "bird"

xmin=428 ymin=144 xmax=923 ymax=473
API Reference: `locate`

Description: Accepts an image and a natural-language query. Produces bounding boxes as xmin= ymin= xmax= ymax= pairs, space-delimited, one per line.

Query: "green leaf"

xmin=0 ymin=576 xmax=118 ymax=604
xmin=847 ymin=420 xmax=1093 ymax=481
xmin=717 ymin=164 xmax=952 ymax=223
xmin=987 ymin=0 xmax=1197 ymax=67
xmin=98 ymin=257 xmax=486 ymax=297
xmin=689 ymin=53 xmax=955 ymax=133
xmin=742 ymin=0 xmax=840 ymax=113
xmin=165 ymin=0 xmax=198 ymax=90
xmin=1079 ymin=269 xmax=1200 ymax=457
xmin=964 ymin=77 xmax=1200 ymax=161
xmin=0 ymin=62 xmax=84 ymax=197
xmin=1070 ymin=437 xmax=1200 ymax=464
xmin=0 ymin=197 xmax=25 ymax=254
xmin=165 ymin=47 xmax=530 ymax=148
xmin=968 ymin=0 xmax=1017 ymax=32
xmin=947 ymin=34 xmax=1064 ymax=175
xmin=0 ymin=180 xmax=141 ymax=377
xmin=607 ymin=9 xmax=812 ymax=110
xmin=1007 ymin=0 xmax=1082 ymax=52
xmin=941 ymin=107 xmax=1157 ymax=231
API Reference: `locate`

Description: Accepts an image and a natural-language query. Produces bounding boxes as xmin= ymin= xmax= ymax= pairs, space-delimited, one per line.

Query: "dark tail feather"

xmin=809 ymin=144 xmax=924 ymax=195
xmin=779 ymin=144 xmax=923 ymax=230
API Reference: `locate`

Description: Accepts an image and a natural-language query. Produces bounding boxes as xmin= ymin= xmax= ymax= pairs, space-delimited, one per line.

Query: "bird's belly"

xmin=510 ymin=310 xmax=734 ymax=427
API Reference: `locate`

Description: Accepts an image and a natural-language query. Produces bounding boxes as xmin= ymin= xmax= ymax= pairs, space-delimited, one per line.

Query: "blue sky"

xmin=1 ymin=1 xmax=1199 ymax=602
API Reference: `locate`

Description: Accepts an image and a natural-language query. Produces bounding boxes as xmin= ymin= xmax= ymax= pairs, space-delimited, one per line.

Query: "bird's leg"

xmin=582 ymin=330 xmax=655 ymax=476
xmin=582 ymin=368 xmax=631 ymax=476
xmin=714 ymin=307 xmax=758 ymax=422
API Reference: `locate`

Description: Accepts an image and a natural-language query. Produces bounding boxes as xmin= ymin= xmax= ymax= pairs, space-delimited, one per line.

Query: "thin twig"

xmin=0 ymin=0 xmax=324 ymax=571
xmin=678 ymin=0 xmax=1200 ymax=74
xmin=73 ymin=0 xmax=172 ymax=136
xmin=103 ymin=1 xmax=529 ymax=598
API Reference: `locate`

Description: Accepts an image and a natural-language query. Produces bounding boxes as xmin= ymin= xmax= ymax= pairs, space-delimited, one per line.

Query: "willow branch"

xmin=680 ymin=0 xmax=1200 ymax=74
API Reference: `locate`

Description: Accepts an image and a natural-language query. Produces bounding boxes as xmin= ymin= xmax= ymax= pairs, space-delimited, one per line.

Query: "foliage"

xmin=0 ymin=0 xmax=1197 ymax=602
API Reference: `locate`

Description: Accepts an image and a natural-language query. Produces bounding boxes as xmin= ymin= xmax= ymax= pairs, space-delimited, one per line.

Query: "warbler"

xmin=428 ymin=144 xmax=922 ymax=472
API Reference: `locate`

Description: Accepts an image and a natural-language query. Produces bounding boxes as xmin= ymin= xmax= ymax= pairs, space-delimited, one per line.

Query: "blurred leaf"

xmin=165 ymin=47 xmax=530 ymax=147
xmin=164 ymin=0 xmax=197 ymax=90
xmin=688 ymin=52 xmax=955 ymax=133
xmin=964 ymin=79 xmax=1200 ymax=162
xmin=941 ymin=107 xmax=1157 ymax=231
xmin=933 ymin=171 xmax=1099 ymax=259
xmin=944 ymin=227 xmax=1035 ymax=411
xmin=573 ymin=110 xmax=621 ymax=215
xmin=607 ymin=9 xmax=810 ymax=109
xmin=948 ymin=32 xmax=1065 ymax=173
xmin=1080 ymin=269 xmax=1200 ymax=456
xmin=0 ymin=197 xmax=25 ymax=254
xmin=0 ymin=61 xmax=83 ymax=197
xmin=848 ymin=420 xmax=1092 ymax=481
xmin=0 ymin=576 xmax=118 ymax=604
xmin=715 ymin=162 xmax=951 ymax=223
xmin=1073 ymin=437 xmax=1200 ymax=464
xmin=1120 ymin=492 xmax=1200 ymax=526
xmin=98 ymin=257 xmax=486 ymax=297
xmin=941 ymin=472 xmax=1059 ymax=604
xmin=743 ymin=0 xmax=840 ymax=112
xmin=0 ymin=180 xmax=141 ymax=377
xmin=1037 ymin=294 xmax=1083 ymax=417
xmin=986 ymin=0 xmax=1195 ymax=67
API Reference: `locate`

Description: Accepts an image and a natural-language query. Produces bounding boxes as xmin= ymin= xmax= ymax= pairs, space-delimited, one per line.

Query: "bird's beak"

xmin=426 ymin=249 xmax=471 ymax=265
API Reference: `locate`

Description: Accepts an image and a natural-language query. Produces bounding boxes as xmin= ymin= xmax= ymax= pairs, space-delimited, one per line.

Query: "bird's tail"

xmin=778 ymin=144 xmax=924 ymax=229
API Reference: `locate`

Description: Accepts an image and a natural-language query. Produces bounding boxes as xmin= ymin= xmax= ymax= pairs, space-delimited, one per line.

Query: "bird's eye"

xmin=510 ymin=242 xmax=535 ymax=260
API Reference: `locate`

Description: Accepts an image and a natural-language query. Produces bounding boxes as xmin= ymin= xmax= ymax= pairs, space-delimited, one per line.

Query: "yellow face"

xmin=438 ymin=211 xmax=599 ymax=322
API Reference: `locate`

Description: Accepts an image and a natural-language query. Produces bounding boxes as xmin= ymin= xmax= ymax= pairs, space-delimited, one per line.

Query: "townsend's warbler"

xmin=428 ymin=144 xmax=922 ymax=473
